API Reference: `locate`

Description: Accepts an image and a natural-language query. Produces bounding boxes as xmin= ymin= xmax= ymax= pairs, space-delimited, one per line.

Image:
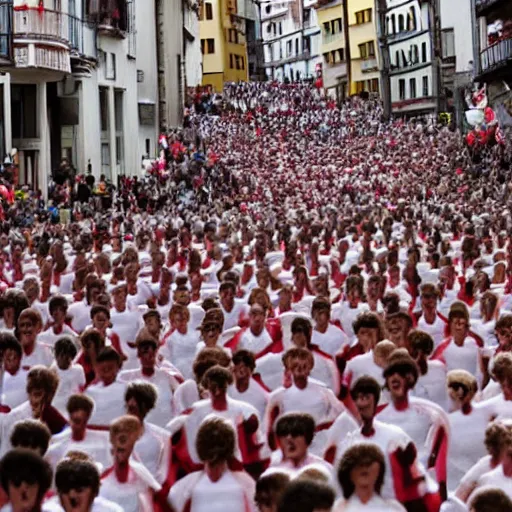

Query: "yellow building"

xmin=347 ymin=0 xmax=380 ymax=95
xmin=199 ymin=0 xmax=249 ymax=91
xmin=316 ymin=0 xmax=348 ymax=100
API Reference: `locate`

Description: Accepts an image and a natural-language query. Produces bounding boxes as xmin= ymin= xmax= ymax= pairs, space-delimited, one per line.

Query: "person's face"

xmin=347 ymin=288 xmax=360 ymax=307
xmin=257 ymin=273 xmax=270 ymax=290
xmin=313 ymin=309 xmax=330 ymax=327
xmin=350 ymin=461 xmax=381 ymax=495
xmin=233 ymin=362 xmax=251 ymax=385
xmin=289 ymin=357 xmax=311 ymax=388
xmin=367 ymin=280 xmax=380 ymax=300
xmin=23 ymin=282 xmax=39 ymax=302
xmin=357 ymin=327 xmax=378 ymax=351
xmin=96 ymin=360 xmax=119 ymax=385
xmin=111 ymin=429 xmax=139 ymax=465
xmin=220 ymin=287 xmax=235 ymax=309
xmin=59 ymin=486 xmax=96 ymax=512
xmin=256 ymin=493 xmax=277 ymax=512
xmin=138 ymin=344 xmax=157 ymax=368
xmin=174 ymin=289 xmax=191 ymax=306
xmin=389 ymin=268 xmax=400 ymax=284
xmin=52 ymin=305 xmax=67 ymax=324
xmin=387 ymin=372 xmax=408 ymax=401
xmin=88 ymin=287 xmax=101 ymax=305
xmin=145 ymin=316 xmax=160 ymax=335
xmin=497 ymin=328 xmax=512 ymax=349
xmin=92 ymin=312 xmax=109 ymax=333
xmin=172 ymin=312 xmax=189 ymax=333
xmin=19 ymin=318 xmax=38 ymax=346
xmin=354 ymin=392 xmax=376 ymax=422
xmin=291 ymin=331 xmax=308 ymax=348
xmin=249 ymin=306 xmax=266 ymax=331
xmin=4 ymin=348 xmax=21 ymax=374
xmin=56 ymin=351 xmax=72 ymax=370
xmin=278 ymin=433 xmax=308 ymax=463
xmin=450 ymin=316 xmax=468 ymax=339
xmin=8 ymin=480 xmax=40 ymax=512
xmin=113 ymin=288 xmax=127 ymax=309
xmin=3 ymin=306 xmax=14 ymax=327
xmin=421 ymin=292 xmax=437 ymax=311
xmin=207 ymin=380 xmax=226 ymax=400
xmin=69 ymin=409 xmax=89 ymax=436
xmin=500 ymin=376 xmax=512 ymax=401
xmin=28 ymin=388 xmax=46 ymax=414
xmin=201 ymin=324 xmax=220 ymax=346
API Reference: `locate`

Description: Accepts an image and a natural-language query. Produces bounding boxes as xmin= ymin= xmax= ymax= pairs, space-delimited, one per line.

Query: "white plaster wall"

xmin=390 ymin=65 xmax=433 ymax=103
xmin=440 ymin=0 xmax=473 ymax=72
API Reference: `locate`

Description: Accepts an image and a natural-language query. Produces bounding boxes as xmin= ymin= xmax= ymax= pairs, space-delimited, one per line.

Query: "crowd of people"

xmin=0 ymin=81 xmax=510 ymax=511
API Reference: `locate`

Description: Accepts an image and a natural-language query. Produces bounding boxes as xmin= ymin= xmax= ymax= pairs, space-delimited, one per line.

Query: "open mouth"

xmin=389 ymin=377 xmax=402 ymax=390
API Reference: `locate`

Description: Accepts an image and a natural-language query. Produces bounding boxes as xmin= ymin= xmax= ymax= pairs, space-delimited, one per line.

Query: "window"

xmin=422 ymin=42 xmax=427 ymax=62
xmin=356 ymin=8 xmax=372 ymax=24
xmin=422 ymin=76 xmax=429 ymax=96
xmin=295 ymin=38 xmax=299 ymax=55
xmin=273 ymin=24 xmax=276 ymax=35
xmin=409 ymin=78 xmax=416 ymax=98
xmin=11 ymin=84 xmax=37 ymax=139
xmin=99 ymin=87 xmax=109 ymax=132
xmin=114 ymin=90 xmax=124 ymax=172
xmin=265 ymin=5 xmax=271 ymax=14
xmin=395 ymin=51 xmax=400 ymax=68
xmin=86 ymin=0 xmax=128 ymax=32
xmin=241 ymin=57 xmax=245 ymax=70
xmin=359 ymin=41 xmax=374 ymax=59
xmin=230 ymin=54 xmax=234 ymax=68
xmin=407 ymin=7 xmax=417 ymax=31
xmin=359 ymin=43 xmax=367 ymax=59
xmin=207 ymin=38 xmax=215 ymax=53
xmin=332 ymin=18 xmax=342 ymax=33
xmin=399 ymin=79 xmax=406 ymax=100
xmin=205 ymin=2 xmax=213 ymax=19
xmin=323 ymin=22 xmax=330 ymax=34
xmin=279 ymin=22 xmax=282 ymax=35
xmin=368 ymin=41 xmax=375 ymax=57
xmin=410 ymin=44 xmax=419 ymax=64
xmin=228 ymin=28 xmax=239 ymax=44
xmin=398 ymin=14 xmax=404 ymax=32
xmin=356 ymin=81 xmax=365 ymax=93
xmin=442 ymin=29 xmax=455 ymax=58
xmin=286 ymin=40 xmax=292 ymax=56
xmin=323 ymin=52 xmax=330 ymax=64
xmin=201 ymin=39 xmax=205 ymax=54
xmin=338 ymin=48 xmax=344 ymax=61
xmin=391 ymin=14 xmax=396 ymax=34
xmin=106 ymin=52 xmax=116 ymax=80
xmin=371 ymin=78 xmax=379 ymax=93
xmin=303 ymin=37 xmax=310 ymax=52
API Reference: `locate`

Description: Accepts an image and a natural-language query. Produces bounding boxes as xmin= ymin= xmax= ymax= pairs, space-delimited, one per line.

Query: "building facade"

xmin=261 ymin=0 xmax=321 ymax=82
xmin=347 ymin=0 xmax=379 ymax=95
xmin=0 ymin=0 xmax=163 ymax=194
xmin=382 ymin=0 xmax=438 ymax=115
xmin=199 ymin=0 xmax=248 ymax=91
xmin=474 ymin=0 xmax=512 ymax=127
xmin=316 ymin=0 xmax=347 ymax=100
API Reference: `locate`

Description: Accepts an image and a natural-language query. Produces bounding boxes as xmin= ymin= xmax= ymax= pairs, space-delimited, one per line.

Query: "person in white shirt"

xmin=1 ymin=334 xmax=28 ymax=409
xmin=228 ymin=349 xmax=269 ymax=419
xmin=51 ymin=337 xmax=86 ymax=417
xmin=17 ymin=308 xmax=53 ymax=369
xmin=51 ymin=457 xmax=123 ymax=512
xmin=334 ymin=443 xmax=406 ymax=511
xmin=169 ymin=416 xmax=257 ymax=512
xmin=219 ymin=281 xmax=247 ymax=330
xmin=38 ymin=296 xmax=78 ymax=348
xmin=311 ymin=296 xmax=349 ymax=357
xmin=468 ymin=487 xmax=512 ymax=512
xmin=414 ymin=284 xmax=448 ymax=348
xmin=0 ymin=449 xmax=53 ymax=512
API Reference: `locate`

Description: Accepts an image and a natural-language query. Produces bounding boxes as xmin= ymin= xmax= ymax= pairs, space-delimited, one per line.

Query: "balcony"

xmin=87 ymin=0 xmax=129 ymax=39
xmin=265 ymin=50 xmax=311 ymax=67
xmin=361 ymin=57 xmax=378 ymax=72
xmin=479 ymin=38 xmax=512 ymax=77
xmin=475 ymin=0 xmax=506 ymax=16
xmin=323 ymin=31 xmax=342 ymax=44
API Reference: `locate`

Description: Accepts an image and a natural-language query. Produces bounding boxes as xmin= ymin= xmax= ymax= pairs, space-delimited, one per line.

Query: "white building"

xmin=384 ymin=0 xmax=437 ymax=115
xmin=0 ymin=0 xmax=161 ymax=195
xmin=261 ymin=0 xmax=321 ymax=82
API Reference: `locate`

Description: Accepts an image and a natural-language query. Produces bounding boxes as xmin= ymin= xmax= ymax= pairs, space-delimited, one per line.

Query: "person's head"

xmin=22 ymin=277 xmax=40 ymax=303
xmin=383 ymin=350 xmax=419 ymax=401
xmin=311 ymin=297 xmax=331 ymax=328
xmin=135 ymin=336 xmax=159 ymax=369
xmin=90 ymin=305 xmax=110 ymax=333
xmin=255 ymin=471 xmax=291 ymax=512
xmin=202 ymin=365 xmax=233 ymax=400
xmin=484 ymin=420 xmax=511 ymax=461
xmin=448 ymin=302 xmax=469 ymax=340
xmin=350 ymin=376 xmax=381 ymax=422
xmin=173 ymin=286 xmax=191 ymax=306
xmin=345 ymin=275 xmax=363 ymax=307
xmin=10 ymin=419 xmax=51 ymax=456
xmin=277 ymin=479 xmax=335 ymax=512
xmin=192 ymin=348 xmax=231 ymax=394
xmin=17 ymin=308 xmax=43 ymax=347
xmin=282 ymin=347 xmax=314 ymax=389
xmin=54 ymin=337 xmax=78 ymax=371
xmin=385 ymin=311 xmax=413 ymax=348
xmin=249 ymin=303 xmax=266 ymax=334
xmin=95 ymin=347 xmax=121 ymax=386
xmin=495 ymin=314 xmax=512 ymax=349
xmin=109 ymin=415 xmax=142 ymax=464
xmin=409 ymin=330 xmax=434 ymax=359
xmin=79 ymin=328 xmax=105 ymax=362
xmin=0 ymin=449 xmax=52 ymax=511
xmin=275 ymin=413 xmax=315 ymax=464
xmin=480 ymin=291 xmax=499 ymax=320
xmin=199 ymin=315 xmax=223 ymax=347
xmin=26 ymin=366 xmax=59 ymax=413
xmin=373 ymin=340 xmax=397 ymax=368
xmin=337 ymin=443 xmax=386 ymax=500
xmin=85 ymin=280 xmax=102 ymax=306
xmin=196 ymin=417 xmax=236 ymax=466
xmin=232 ymin=349 xmax=256 ymax=388
xmin=291 ymin=317 xmax=312 ymax=348
xmin=111 ymin=283 xmax=128 ymax=310
xmin=125 ymin=381 xmax=158 ymax=421
xmin=49 ymin=295 xmax=69 ymax=324
xmin=469 ymin=487 xmax=512 ymax=512
xmin=420 ymin=284 xmax=438 ymax=312
xmin=492 ymin=352 xmax=512 ymax=400
xmin=67 ymin=394 xmax=95 ymax=437
xmin=353 ymin=312 xmax=385 ymax=351
xmin=143 ymin=310 xmax=161 ymax=337
xmin=2 ymin=333 xmax=22 ymax=374
xmin=169 ymin=303 xmax=190 ymax=333
xmin=447 ymin=369 xmax=477 ymax=411
xmin=219 ymin=281 xmax=236 ymax=310
xmin=55 ymin=458 xmax=101 ymax=512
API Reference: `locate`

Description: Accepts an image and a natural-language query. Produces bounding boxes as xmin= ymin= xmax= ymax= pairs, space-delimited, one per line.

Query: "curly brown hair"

xmin=196 ymin=417 xmax=236 ymax=463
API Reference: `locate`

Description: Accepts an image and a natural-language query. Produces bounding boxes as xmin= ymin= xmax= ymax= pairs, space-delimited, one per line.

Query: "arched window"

xmin=411 ymin=44 xmax=419 ymax=63
xmin=410 ymin=7 xmax=417 ymax=31
xmin=265 ymin=5 xmax=271 ymax=14
xmin=395 ymin=50 xmax=400 ymax=68
xmin=398 ymin=14 xmax=404 ymax=32
xmin=391 ymin=14 xmax=396 ymax=35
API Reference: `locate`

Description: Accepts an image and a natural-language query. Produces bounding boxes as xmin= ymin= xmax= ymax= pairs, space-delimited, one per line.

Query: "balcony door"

xmin=0 ymin=1 xmax=12 ymax=61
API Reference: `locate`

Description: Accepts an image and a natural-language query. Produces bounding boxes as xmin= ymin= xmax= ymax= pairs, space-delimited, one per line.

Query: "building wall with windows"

xmin=384 ymin=0 xmax=436 ymax=114
xmin=347 ymin=0 xmax=380 ymax=95
xmin=316 ymin=0 xmax=347 ymax=99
